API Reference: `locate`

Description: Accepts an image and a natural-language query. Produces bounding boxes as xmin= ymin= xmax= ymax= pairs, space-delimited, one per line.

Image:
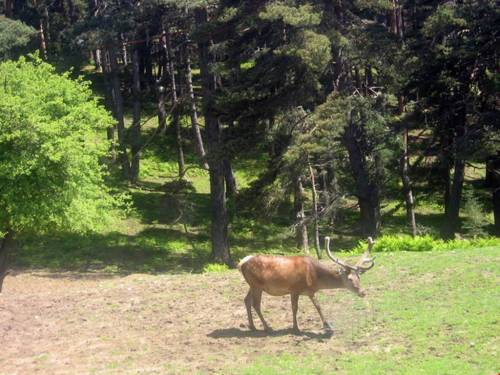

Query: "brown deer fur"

xmin=238 ymin=237 xmax=375 ymax=332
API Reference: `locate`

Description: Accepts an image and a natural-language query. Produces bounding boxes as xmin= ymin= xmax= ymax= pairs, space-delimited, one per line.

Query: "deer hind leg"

xmin=309 ymin=295 xmax=332 ymax=331
xmin=244 ymin=290 xmax=256 ymax=331
xmin=291 ymin=293 xmax=300 ymax=333
xmin=251 ymin=289 xmax=271 ymax=331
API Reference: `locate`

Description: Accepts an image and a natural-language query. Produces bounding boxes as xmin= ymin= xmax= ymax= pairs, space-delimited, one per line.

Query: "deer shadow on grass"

xmin=207 ymin=327 xmax=333 ymax=341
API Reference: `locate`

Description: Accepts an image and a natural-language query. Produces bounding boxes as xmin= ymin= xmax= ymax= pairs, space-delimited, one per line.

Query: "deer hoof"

xmin=292 ymin=326 xmax=301 ymax=335
xmin=323 ymin=322 xmax=333 ymax=332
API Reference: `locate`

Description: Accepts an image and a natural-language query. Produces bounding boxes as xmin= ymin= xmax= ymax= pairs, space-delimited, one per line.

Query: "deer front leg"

xmin=244 ymin=290 xmax=256 ymax=331
xmin=291 ymin=293 xmax=300 ymax=333
xmin=309 ymin=295 xmax=332 ymax=331
xmin=251 ymin=289 xmax=272 ymax=332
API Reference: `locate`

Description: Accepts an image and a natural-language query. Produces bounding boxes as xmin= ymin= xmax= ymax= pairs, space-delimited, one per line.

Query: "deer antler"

xmin=355 ymin=237 xmax=376 ymax=273
xmin=324 ymin=237 xmax=358 ymax=272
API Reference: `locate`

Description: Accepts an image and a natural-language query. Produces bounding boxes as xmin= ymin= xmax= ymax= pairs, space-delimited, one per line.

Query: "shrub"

xmin=350 ymin=235 xmax=500 ymax=253
xmin=203 ymin=263 xmax=230 ymax=273
xmin=462 ymin=191 xmax=489 ymax=237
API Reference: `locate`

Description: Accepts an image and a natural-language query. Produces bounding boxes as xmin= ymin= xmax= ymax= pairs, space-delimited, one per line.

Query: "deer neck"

xmin=316 ymin=263 xmax=345 ymax=290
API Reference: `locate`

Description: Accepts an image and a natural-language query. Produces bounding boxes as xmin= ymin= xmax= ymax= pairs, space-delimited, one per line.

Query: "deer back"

xmin=239 ymin=255 xmax=317 ymax=295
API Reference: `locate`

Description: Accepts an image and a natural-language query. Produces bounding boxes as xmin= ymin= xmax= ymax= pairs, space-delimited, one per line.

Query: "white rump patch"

xmin=237 ymin=255 xmax=254 ymax=270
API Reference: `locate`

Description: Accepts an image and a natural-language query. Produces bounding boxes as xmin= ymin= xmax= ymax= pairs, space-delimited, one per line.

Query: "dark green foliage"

xmin=0 ymin=16 xmax=36 ymax=60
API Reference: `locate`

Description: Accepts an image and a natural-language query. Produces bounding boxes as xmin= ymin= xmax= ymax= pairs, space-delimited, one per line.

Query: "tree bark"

xmin=143 ymin=30 xmax=153 ymax=90
xmin=294 ymin=176 xmax=309 ymax=253
xmin=165 ymin=29 xmax=185 ymax=177
xmin=38 ymin=15 xmax=48 ymax=59
xmin=121 ymin=33 xmax=128 ymax=66
xmin=4 ymin=0 xmax=13 ymax=17
xmin=93 ymin=49 xmax=103 ymax=72
xmin=441 ymin=133 xmax=452 ymax=220
xmin=325 ymin=161 xmax=339 ymax=226
xmin=401 ymin=126 xmax=417 ymax=237
xmin=399 ymin=97 xmax=417 ymax=236
xmin=443 ymin=158 xmax=465 ymax=238
xmin=65 ymin=0 xmax=77 ymax=24
xmin=442 ymin=109 xmax=466 ymax=238
xmin=102 ymin=50 xmax=116 ymax=144
xmin=196 ymin=7 xmax=232 ymax=266
xmin=486 ymin=154 xmax=500 ymax=235
xmin=109 ymin=47 xmax=130 ymax=179
xmin=223 ymin=158 xmax=237 ymax=197
xmin=157 ymin=84 xmax=167 ymax=134
xmin=158 ymin=29 xmax=169 ymax=134
xmin=129 ymin=47 xmax=142 ymax=183
xmin=308 ymin=161 xmax=321 ymax=259
xmin=184 ymin=39 xmax=209 ymax=169
xmin=493 ymin=188 xmax=500 ymax=236
xmin=0 ymin=230 xmax=14 ymax=293
xmin=343 ymin=112 xmax=381 ymax=237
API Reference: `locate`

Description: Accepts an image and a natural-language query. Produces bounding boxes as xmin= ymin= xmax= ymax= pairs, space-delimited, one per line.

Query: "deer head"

xmin=324 ymin=236 xmax=376 ymax=297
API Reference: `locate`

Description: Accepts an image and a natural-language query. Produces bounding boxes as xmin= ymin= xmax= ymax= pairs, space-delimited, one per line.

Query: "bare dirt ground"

xmin=0 ymin=269 xmax=377 ymax=374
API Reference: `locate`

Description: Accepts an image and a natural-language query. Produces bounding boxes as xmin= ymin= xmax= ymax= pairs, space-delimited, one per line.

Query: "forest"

xmin=0 ymin=0 xmax=499 ymax=374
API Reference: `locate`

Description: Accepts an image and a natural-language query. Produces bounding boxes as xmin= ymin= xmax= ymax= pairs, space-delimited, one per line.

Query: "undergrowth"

xmin=349 ymin=235 xmax=500 ymax=254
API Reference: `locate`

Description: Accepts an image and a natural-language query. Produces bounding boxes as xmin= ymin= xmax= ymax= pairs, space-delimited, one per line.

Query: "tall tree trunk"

xmin=308 ymin=161 xmax=321 ymax=259
xmin=442 ymin=109 xmax=466 ymax=238
xmin=223 ymin=158 xmax=237 ymax=196
xmin=0 ymin=230 xmax=14 ymax=293
xmin=102 ymin=49 xmax=116 ymax=144
xmin=223 ymin=122 xmax=237 ymax=196
xmin=4 ymin=0 xmax=13 ymax=17
xmin=399 ymin=97 xmax=417 ymax=236
xmin=294 ymin=176 xmax=309 ymax=253
xmin=43 ymin=6 xmax=50 ymax=42
xmin=441 ymin=133 xmax=452 ymax=219
xmin=143 ymin=30 xmax=153 ymax=90
xmin=38 ymin=16 xmax=48 ymax=59
xmin=65 ymin=0 xmax=77 ymax=24
xmin=93 ymin=49 xmax=103 ymax=72
xmin=493 ymin=187 xmax=500 ymax=236
xmin=165 ymin=29 xmax=185 ymax=177
xmin=109 ymin=47 xmax=130 ymax=179
xmin=129 ymin=47 xmax=142 ymax=183
xmin=392 ymin=6 xmax=415 ymax=235
xmin=184 ymin=39 xmax=209 ymax=169
xmin=121 ymin=33 xmax=128 ymax=66
xmin=157 ymin=84 xmax=167 ymax=134
xmin=343 ymin=113 xmax=381 ymax=237
xmin=158 ymin=29 xmax=169 ymax=134
xmin=443 ymin=158 xmax=465 ymax=238
xmin=401 ymin=126 xmax=417 ymax=237
xmin=196 ymin=7 xmax=232 ymax=266
xmin=486 ymin=154 xmax=500 ymax=235
xmin=325 ymin=161 xmax=339 ymax=226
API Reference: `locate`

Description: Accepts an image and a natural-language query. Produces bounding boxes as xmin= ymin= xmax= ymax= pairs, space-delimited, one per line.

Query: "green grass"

xmin=231 ymin=246 xmax=500 ymax=375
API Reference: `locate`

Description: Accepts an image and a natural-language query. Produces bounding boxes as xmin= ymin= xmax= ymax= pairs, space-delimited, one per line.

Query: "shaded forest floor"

xmin=1 ymin=247 xmax=498 ymax=374
xmin=11 ymin=118 xmax=496 ymax=275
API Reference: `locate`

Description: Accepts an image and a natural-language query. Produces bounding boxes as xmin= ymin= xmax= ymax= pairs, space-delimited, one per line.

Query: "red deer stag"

xmin=238 ymin=237 xmax=375 ymax=332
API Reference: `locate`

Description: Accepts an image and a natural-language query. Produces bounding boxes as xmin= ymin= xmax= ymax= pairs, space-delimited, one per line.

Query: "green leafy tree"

xmin=0 ymin=56 xmax=123 ymax=291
